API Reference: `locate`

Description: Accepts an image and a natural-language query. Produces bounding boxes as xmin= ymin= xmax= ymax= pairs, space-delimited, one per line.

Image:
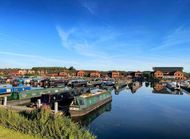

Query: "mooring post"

xmin=37 ymin=99 xmax=41 ymax=108
xmin=3 ymin=96 xmax=7 ymax=106
xmin=54 ymin=102 xmax=58 ymax=113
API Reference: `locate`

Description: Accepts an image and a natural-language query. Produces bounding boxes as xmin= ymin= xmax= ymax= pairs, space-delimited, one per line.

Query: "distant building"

xmin=90 ymin=71 xmax=101 ymax=78
xmin=46 ymin=73 xmax=58 ymax=77
xmin=111 ymin=71 xmax=120 ymax=78
xmin=27 ymin=69 xmax=35 ymax=74
xmin=58 ymin=71 xmax=68 ymax=77
xmin=130 ymin=71 xmax=142 ymax=78
xmin=9 ymin=69 xmax=20 ymax=76
xmin=152 ymin=67 xmax=184 ymax=80
xmin=77 ymin=70 xmax=85 ymax=77
xmin=18 ymin=69 xmax=28 ymax=75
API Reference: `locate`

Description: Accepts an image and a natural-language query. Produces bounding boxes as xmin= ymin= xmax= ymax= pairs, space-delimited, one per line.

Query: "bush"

xmin=0 ymin=108 xmax=96 ymax=139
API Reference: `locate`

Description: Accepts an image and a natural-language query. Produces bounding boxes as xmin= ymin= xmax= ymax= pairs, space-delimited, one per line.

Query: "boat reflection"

xmin=152 ymin=83 xmax=183 ymax=95
xmin=72 ymin=101 xmax=112 ymax=127
xmin=114 ymin=81 xmax=143 ymax=95
xmin=145 ymin=81 xmax=150 ymax=87
xmin=128 ymin=81 xmax=142 ymax=94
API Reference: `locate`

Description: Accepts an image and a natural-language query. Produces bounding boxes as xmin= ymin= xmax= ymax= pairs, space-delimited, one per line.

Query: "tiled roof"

xmin=153 ymin=67 xmax=183 ymax=72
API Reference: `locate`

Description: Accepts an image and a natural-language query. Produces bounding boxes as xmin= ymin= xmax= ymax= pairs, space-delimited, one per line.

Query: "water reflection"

xmin=129 ymin=81 xmax=142 ymax=94
xmin=72 ymin=101 xmax=112 ymax=127
xmin=75 ymin=82 xmax=190 ymax=139
xmin=145 ymin=81 xmax=150 ymax=87
xmin=115 ymin=81 xmax=143 ymax=95
xmin=152 ymin=83 xmax=183 ymax=95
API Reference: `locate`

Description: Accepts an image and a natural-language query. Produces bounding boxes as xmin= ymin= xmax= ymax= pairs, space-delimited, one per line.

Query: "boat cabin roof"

xmin=80 ymin=89 xmax=107 ymax=98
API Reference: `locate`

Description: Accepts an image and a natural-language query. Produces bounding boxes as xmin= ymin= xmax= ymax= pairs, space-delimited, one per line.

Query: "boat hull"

xmin=70 ymin=96 xmax=112 ymax=117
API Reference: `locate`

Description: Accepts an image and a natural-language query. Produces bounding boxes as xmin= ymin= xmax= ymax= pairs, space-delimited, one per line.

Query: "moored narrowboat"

xmin=70 ymin=88 xmax=112 ymax=117
xmin=10 ymin=87 xmax=70 ymax=100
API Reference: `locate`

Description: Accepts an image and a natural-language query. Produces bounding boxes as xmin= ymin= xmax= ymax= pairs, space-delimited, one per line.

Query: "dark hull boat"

xmin=41 ymin=91 xmax=74 ymax=116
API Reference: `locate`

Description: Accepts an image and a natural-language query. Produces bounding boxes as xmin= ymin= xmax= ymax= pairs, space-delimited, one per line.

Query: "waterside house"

xmin=77 ymin=70 xmax=85 ymax=77
xmin=90 ymin=71 xmax=101 ymax=78
xmin=111 ymin=71 xmax=120 ymax=78
xmin=18 ymin=69 xmax=35 ymax=75
xmin=130 ymin=71 xmax=142 ymax=78
xmin=58 ymin=71 xmax=69 ymax=77
xmin=152 ymin=67 xmax=185 ymax=80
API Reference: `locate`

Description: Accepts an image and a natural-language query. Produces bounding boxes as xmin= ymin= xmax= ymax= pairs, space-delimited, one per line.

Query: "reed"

xmin=0 ymin=107 xmax=96 ymax=139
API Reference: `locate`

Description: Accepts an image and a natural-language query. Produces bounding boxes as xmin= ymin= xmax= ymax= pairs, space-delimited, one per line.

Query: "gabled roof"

xmin=153 ymin=67 xmax=183 ymax=72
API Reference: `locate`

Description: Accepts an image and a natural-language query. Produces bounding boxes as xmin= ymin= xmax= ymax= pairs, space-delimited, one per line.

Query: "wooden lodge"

xmin=77 ymin=70 xmax=85 ymax=77
xmin=152 ymin=67 xmax=184 ymax=80
xmin=90 ymin=71 xmax=101 ymax=78
xmin=111 ymin=71 xmax=120 ymax=78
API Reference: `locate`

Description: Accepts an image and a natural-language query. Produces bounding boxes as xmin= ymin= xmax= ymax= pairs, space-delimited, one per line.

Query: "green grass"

xmin=0 ymin=107 xmax=96 ymax=139
xmin=0 ymin=126 xmax=41 ymax=139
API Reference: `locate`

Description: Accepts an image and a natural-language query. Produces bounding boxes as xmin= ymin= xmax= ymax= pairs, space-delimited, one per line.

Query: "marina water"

xmin=75 ymin=83 xmax=190 ymax=139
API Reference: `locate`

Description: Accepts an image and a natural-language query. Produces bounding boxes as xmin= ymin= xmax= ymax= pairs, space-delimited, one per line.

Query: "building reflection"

xmin=115 ymin=86 xmax=127 ymax=95
xmin=152 ymin=83 xmax=183 ymax=95
xmin=129 ymin=81 xmax=142 ymax=94
xmin=114 ymin=81 xmax=143 ymax=95
xmin=72 ymin=101 xmax=112 ymax=127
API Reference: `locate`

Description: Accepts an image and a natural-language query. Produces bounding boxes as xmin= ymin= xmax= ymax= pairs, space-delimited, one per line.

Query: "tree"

xmin=68 ymin=66 xmax=76 ymax=71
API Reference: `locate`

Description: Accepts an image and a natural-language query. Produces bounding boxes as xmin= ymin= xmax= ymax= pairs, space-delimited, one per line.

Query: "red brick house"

xmin=77 ymin=70 xmax=85 ymax=77
xmin=9 ymin=70 xmax=20 ymax=76
xmin=154 ymin=70 xmax=164 ymax=79
xmin=58 ymin=72 xmax=68 ymax=77
xmin=90 ymin=71 xmax=101 ymax=78
xmin=111 ymin=71 xmax=120 ymax=78
xmin=153 ymin=67 xmax=184 ymax=80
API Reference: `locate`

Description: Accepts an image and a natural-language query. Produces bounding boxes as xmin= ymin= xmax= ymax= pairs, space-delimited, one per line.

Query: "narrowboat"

xmin=72 ymin=101 xmax=112 ymax=127
xmin=41 ymin=90 xmax=74 ymax=116
xmin=0 ymin=85 xmax=31 ymax=96
xmin=87 ymin=78 xmax=103 ymax=87
xmin=101 ymin=79 xmax=115 ymax=86
xmin=10 ymin=87 xmax=70 ymax=100
xmin=0 ymin=85 xmax=12 ymax=95
xmin=70 ymin=88 xmax=112 ymax=117
xmin=67 ymin=79 xmax=87 ymax=87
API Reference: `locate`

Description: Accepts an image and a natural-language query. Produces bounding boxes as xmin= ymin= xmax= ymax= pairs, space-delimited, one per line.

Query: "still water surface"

xmin=77 ymin=83 xmax=190 ymax=139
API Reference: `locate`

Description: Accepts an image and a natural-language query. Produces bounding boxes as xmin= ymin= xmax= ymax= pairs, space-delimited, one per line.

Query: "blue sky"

xmin=0 ymin=0 xmax=190 ymax=71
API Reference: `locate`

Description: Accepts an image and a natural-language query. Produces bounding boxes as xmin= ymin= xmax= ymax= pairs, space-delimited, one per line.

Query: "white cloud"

xmin=150 ymin=26 xmax=190 ymax=51
xmin=56 ymin=25 xmax=109 ymax=59
xmin=0 ymin=51 xmax=81 ymax=68
xmin=80 ymin=0 xmax=97 ymax=15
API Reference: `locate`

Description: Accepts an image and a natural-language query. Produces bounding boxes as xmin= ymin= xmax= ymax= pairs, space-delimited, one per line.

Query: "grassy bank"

xmin=0 ymin=107 xmax=95 ymax=139
xmin=0 ymin=126 xmax=40 ymax=139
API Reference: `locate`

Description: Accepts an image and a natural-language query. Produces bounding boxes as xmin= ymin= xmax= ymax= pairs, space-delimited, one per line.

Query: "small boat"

xmin=101 ymin=79 xmax=115 ymax=86
xmin=87 ymin=78 xmax=102 ymax=87
xmin=67 ymin=79 xmax=87 ymax=87
xmin=70 ymin=88 xmax=112 ymax=117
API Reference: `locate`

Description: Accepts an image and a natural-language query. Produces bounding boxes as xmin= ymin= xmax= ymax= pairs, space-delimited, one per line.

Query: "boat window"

xmin=79 ymin=99 xmax=84 ymax=105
